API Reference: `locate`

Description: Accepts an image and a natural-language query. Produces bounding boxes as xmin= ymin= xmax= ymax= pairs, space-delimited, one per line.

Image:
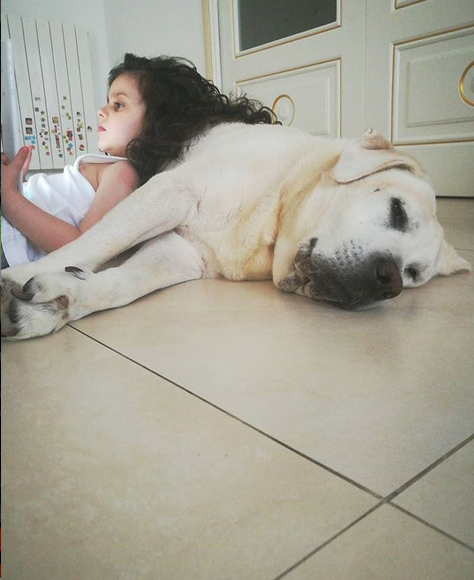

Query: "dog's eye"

xmin=405 ymin=267 xmax=419 ymax=281
xmin=390 ymin=197 xmax=407 ymax=231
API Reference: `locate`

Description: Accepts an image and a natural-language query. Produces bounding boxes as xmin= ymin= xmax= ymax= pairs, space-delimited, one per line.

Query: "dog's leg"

xmin=1 ymin=169 xmax=199 ymax=324
xmin=2 ymin=232 xmax=204 ymax=340
xmin=2 ymin=168 xmax=199 ymax=287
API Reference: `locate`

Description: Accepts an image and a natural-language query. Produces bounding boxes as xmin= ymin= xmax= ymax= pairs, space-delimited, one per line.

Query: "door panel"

xmin=236 ymin=59 xmax=340 ymax=136
xmin=365 ymin=0 xmax=474 ymax=197
xmin=218 ymin=0 xmax=365 ymax=138
xmin=393 ymin=28 xmax=474 ymax=143
xmin=216 ymin=0 xmax=474 ymax=196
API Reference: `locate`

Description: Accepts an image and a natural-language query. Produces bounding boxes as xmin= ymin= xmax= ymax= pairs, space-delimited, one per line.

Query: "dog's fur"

xmin=1 ymin=124 xmax=470 ymax=340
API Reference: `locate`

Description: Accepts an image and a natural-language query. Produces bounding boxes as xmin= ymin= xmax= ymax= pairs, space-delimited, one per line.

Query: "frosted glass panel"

xmin=238 ymin=0 xmax=337 ymax=51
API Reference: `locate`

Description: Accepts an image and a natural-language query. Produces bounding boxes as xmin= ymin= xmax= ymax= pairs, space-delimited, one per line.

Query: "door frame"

xmin=202 ymin=0 xmax=222 ymax=88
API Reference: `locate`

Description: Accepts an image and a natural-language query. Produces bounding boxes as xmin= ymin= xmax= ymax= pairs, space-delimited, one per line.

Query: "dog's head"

xmin=275 ymin=129 xmax=471 ymax=310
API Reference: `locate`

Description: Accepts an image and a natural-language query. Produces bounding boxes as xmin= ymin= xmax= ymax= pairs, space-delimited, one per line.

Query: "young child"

xmin=1 ymin=53 xmax=275 ymax=268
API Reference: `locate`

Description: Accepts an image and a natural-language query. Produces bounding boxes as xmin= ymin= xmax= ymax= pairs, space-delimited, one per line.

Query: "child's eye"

xmin=113 ymin=102 xmax=124 ymax=110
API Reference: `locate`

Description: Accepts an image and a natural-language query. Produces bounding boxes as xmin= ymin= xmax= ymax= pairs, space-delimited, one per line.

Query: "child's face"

xmin=97 ymin=74 xmax=145 ymax=157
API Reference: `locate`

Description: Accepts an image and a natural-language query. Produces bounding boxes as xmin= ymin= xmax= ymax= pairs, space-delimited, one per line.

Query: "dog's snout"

xmin=375 ymin=258 xmax=403 ymax=300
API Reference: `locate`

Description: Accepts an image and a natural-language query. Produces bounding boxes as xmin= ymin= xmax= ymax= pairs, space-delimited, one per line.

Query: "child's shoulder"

xmin=79 ymin=159 xmax=137 ymax=191
xmin=97 ymin=159 xmax=139 ymax=188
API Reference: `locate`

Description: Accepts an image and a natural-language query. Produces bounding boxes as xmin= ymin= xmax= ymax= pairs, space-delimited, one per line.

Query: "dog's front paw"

xmin=1 ymin=268 xmax=88 ymax=340
xmin=1 ymin=278 xmax=24 ymax=337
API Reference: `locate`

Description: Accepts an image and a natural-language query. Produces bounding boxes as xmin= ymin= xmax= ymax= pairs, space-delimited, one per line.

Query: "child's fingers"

xmin=1 ymin=152 xmax=11 ymax=165
xmin=10 ymin=146 xmax=30 ymax=170
xmin=1 ymin=147 xmax=29 ymax=189
xmin=22 ymin=146 xmax=33 ymax=175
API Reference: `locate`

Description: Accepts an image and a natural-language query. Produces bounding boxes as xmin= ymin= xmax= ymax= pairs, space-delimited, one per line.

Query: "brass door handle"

xmin=459 ymin=60 xmax=474 ymax=107
xmin=271 ymin=94 xmax=296 ymax=125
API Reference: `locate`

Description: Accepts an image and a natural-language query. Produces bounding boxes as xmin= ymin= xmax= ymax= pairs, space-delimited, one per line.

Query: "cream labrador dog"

xmin=1 ymin=124 xmax=470 ymax=340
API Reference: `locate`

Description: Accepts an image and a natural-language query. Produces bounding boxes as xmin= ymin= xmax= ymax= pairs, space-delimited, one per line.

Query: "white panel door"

xmin=365 ymin=0 xmax=474 ymax=197
xmin=215 ymin=0 xmax=474 ymax=197
xmin=217 ymin=0 xmax=365 ymax=139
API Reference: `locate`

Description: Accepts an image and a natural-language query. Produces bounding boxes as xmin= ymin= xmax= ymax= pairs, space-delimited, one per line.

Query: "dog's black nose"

xmin=375 ymin=258 xmax=403 ymax=300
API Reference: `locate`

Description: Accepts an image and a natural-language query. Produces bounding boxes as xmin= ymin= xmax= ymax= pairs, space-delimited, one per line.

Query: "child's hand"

xmin=1 ymin=147 xmax=32 ymax=198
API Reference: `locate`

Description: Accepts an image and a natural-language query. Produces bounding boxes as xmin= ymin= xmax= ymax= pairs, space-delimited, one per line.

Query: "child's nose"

xmin=97 ymin=107 xmax=106 ymax=119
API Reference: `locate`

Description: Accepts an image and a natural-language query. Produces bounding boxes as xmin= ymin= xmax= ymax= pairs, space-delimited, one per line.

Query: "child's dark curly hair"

xmin=108 ymin=53 xmax=278 ymax=186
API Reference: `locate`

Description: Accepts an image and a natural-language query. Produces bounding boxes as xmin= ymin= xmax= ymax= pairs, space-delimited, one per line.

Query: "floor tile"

xmin=436 ymin=198 xmax=474 ymax=250
xmin=70 ymin=249 xmax=474 ymax=496
xmin=2 ymin=328 xmax=376 ymax=580
xmin=282 ymin=504 xmax=474 ymax=580
xmin=393 ymin=439 xmax=474 ymax=547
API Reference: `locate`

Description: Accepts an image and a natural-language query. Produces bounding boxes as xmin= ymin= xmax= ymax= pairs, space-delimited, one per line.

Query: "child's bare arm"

xmin=2 ymin=189 xmax=82 ymax=252
xmin=79 ymin=161 xmax=139 ymax=233
xmin=2 ymin=147 xmax=81 ymax=253
xmin=2 ymin=154 xmax=138 ymax=254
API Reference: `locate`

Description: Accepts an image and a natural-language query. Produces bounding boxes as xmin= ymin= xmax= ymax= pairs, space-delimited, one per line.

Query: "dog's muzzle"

xmin=296 ymin=243 xmax=403 ymax=309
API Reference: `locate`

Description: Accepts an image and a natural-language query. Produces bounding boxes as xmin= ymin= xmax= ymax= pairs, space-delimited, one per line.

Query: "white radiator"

xmin=1 ymin=12 xmax=99 ymax=170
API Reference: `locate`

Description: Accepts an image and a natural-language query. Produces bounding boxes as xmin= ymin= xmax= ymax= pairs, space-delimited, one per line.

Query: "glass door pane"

xmin=237 ymin=0 xmax=338 ymax=51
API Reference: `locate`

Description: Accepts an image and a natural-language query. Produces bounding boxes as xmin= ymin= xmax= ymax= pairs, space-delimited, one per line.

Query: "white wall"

xmin=2 ymin=0 xmax=207 ymax=110
xmin=103 ymin=0 xmax=206 ymax=75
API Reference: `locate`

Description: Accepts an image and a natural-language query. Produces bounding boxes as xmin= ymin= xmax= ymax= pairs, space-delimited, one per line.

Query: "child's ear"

xmin=435 ymin=240 xmax=471 ymax=276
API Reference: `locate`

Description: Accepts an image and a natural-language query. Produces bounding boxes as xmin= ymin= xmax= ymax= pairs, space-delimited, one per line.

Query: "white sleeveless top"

xmin=1 ymin=153 xmax=125 ymax=266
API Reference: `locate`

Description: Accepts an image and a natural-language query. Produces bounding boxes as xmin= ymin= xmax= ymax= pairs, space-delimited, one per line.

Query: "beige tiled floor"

xmin=2 ymin=198 xmax=474 ymax=579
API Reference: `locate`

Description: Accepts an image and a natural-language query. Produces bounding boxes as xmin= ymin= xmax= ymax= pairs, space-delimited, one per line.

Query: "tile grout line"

xmin=68 ymin=324 xmax=382 ymax=500
xmin=70 ymin=326 xmax=474 ymax=503
xmin=272 ymin=502 xmax=385 ymax=580
xmin=271 ymin=432 xmax=474 ymax=578
xmin=69 ymin=326 xmax=474 ymax=577
xmin=389 ymin=503 xmax=474 ymax=553
xmin=382 ymin=432 xmax=474 ymax=503
xmin=272 ymin=497 xmax=474 ymax=580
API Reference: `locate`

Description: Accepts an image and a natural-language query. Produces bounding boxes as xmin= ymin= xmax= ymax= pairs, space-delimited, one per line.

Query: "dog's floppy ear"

xmin=331 ymin=128 xmax=421 ymax=184
xmin=435 ymin=240 xmax=471 ymax=276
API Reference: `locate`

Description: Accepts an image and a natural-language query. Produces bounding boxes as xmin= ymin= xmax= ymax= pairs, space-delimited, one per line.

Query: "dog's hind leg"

xmin=2 ymin=232 xmax=204 ymax=340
